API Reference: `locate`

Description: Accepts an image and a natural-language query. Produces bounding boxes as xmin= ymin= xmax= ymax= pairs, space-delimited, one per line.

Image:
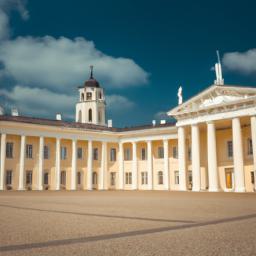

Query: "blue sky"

xmin=0 ymin=0 xmax=256 ymax=127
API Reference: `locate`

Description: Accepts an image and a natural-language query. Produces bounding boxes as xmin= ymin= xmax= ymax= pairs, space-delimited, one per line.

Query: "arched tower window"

xmin=78 ymin=110 xmax=82 ymax=122
xmin=98 ymin=111 xmax=101 ymax=123
xmin=88 ymin=108 xmax=92 ymax=122
xmin=81 ymin=93 xmax=84 ymax=101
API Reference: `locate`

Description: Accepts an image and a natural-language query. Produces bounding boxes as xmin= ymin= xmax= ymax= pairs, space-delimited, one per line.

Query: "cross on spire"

xmin=90 ymin=65 xmax=94 ymax=79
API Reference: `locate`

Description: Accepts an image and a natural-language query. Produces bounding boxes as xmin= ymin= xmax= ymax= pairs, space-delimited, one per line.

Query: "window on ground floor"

xmin=44 ymin=172 xmax=49 ymax=185
xmin=6 ymin=170 xmax=12 ymax=185
xmin=158 ymin=171 xmax=163 ymax=185
xmin=60 ymin=171 xmax=66 ymax=186
xmin=251 ymin=171 xmax=255 ymax=184
xmin=125 ymin=172 xmax=132 ymax=185
xmin=110 ymin=172 xmax=116 ymax=186
xmin=174 ymin=171 xmax=179 ymax=184
xmin=77 ymin=172 xmax=81 ymax=185
xmin=26 ymin=170 xmax=33 ymax=185
xmin=93 ymin=172 xmax=97 ymax=185
xmin=141 ymin=172 xmax=148 ymax=185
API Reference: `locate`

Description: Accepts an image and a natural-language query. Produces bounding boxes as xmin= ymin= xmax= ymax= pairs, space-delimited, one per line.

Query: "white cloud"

xmin=0 ymin=85 xmax=135 ymax=120
xmin=0 ymin=36 xmax=149 ymax=92
xmin=223 ymin=49 xmax=256 ymax=75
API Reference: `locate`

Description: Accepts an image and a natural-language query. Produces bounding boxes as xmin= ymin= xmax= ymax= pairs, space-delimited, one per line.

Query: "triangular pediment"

xmin=168 ymin=84 xmax=256 ymax=118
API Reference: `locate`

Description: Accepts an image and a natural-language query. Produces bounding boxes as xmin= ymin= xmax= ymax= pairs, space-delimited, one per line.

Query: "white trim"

xmin=176 ymin=107 xmax=256 ymax=127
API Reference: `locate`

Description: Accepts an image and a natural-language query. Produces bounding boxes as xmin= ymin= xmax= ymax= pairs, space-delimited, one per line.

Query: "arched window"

xmin=93 ymin=172 xmax=97 ymax=185
xmin=158 ymin=171 xmax=163 ymax=185
xmin=88 ymin=109 xmax=92 ymax=122
xmin=99 ymin=91 xmax=102 ymax=99
xmin=78 ymin=110 xmax=82 ymax=122
xmin=81 ymin=93 xmax=84 ymax=101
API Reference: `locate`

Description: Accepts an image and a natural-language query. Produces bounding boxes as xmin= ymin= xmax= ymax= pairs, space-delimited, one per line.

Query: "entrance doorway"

xmin=110 ymin=172 xmax=116 ymax=189
xmin=225 ymin=168 xmax=233 ymax=189
xmin=188 ymin=171 xmax=192 ymax=190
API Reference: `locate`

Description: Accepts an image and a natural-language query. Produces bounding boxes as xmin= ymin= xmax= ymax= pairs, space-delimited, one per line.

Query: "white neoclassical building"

xmin=0 ymin=64 xmax=256 ymax=192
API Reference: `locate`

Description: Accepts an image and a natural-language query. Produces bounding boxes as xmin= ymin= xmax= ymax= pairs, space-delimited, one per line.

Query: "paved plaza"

xmin=0 ymin=191 xmax=256 ymax=256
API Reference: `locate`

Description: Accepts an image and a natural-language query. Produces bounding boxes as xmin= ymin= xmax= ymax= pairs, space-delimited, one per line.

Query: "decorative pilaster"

xmin=178 ymin=126 xmax=187 ymax=191
xmin=163 ymin=139 xmax=170 ymax=190
xmin=71 ymin=139 xmax=77 ymax=190
xmin=0 ymin=133 xmax=6 ymax=190
xmin=55 ymin=138 xmax=61 ymax=190
xmin=119 ymin=142 xmax=124 ymax=190
xmin=87 ymin=140 xmax=93 ymax=190
xmin=37 ymin=136 xmax=44 ymax=190
xmin=232 ymin=117 xmax=245 ymax=192
xmin=132 ymin=142 xmax=138 ymax=190
xmin=147 ymin=140 xmax=153 ymax=190
xmin=207 ymin=121 xmax=219 ymax=191
xmin=191 ymin=124 xmax=201 ymax=191
xmin=18 ymin=135 xmax=26 ymax=190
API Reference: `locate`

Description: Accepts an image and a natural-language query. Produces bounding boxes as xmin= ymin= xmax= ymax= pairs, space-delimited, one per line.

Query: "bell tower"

xmin=76 ymin=66 xmax=106 ymax=125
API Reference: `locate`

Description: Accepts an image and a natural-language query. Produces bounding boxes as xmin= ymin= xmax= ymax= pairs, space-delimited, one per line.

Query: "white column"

xmin=37 ymin=136 xmax=44 ymax=190
xmin=163 ymin=139 xmax=170 ymax=190
xmin=178 ymin=126 xmax=187 ymax=191
xmin=55 ymin=138 xmax=61 ymax=190
xmin=207 ymin=121 xmax=219 ymax=191
xmin=250 ymin=116 xmax=256 ymax=191
xmin=147 ymin=140 xmax=153 ymax=190
xmin=87 ymin=140 xmax=93 ymax=190
xmin=71 ymin=139 xmax=77 ymax=190
xmin=18 ymin=135 xmax=26 ymax=190
xmin=119 ymin=142 xmax=124 ymax=190
xmin=99 ymin=141 xmax=107 ymax=190
xmin=132 ymin=142 xmax=138 ymax=190
xmin=0 ymin=133 xmax=6 ymax=190
xmin=232 ymin=117 xmax=245 ymax=192
xmin=191 ymin=124 xmax=201 ymax=191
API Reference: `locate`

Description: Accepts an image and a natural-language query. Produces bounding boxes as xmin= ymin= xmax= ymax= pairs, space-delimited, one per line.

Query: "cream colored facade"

xmin=0 ymin=83 xmax=256 ymax=192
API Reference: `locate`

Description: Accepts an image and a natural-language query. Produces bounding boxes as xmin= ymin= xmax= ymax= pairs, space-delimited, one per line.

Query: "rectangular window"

xmin=6 ymin=170 xmax=12 ymax=185
xmin=93 ymin=148 xmax=98 ymax=160
xmin=124 ymin=148 xmax=131 ymax=161
xmin=86 ymin=92 xmax=92 ymax=100
xmin=248 ymin=138 xmax=253 ymax=156
xmin=174 ymin=171 xmax=179 ymax=184
xmin=251 ymin=171 xmax=255 ymax=184
xmin=61 ymin=147 xmax=67 ymax=160
xmin=188 ymin=147 xmax=191 ymax=161
xmin=77 ymin=172 xmax=81 ymax=185
xmin=141 ymin=148 xmax=147 ymax=160
xmin=26 ymin=170 xmax=33 ymax=185
xmin=158 ymin=147 xmax=164 ymax=159
xmin=125 ymin=172 xmax=132 ymax=184
xmin=227 ymin=141 xmax=233 ymax=158
xmin=6 ymin=142 xmax=13 ymax=158
xmin=141 ymin=172 xmax=148 ymax=185
xmin=26 ymin=144 xmax=33 ymax=159
xmin=61 ymin=171 xmax=66 ymax=186
xmin=110 ymin=148 xmax=116 ymax=161
xmin=173 ymin=146 xmax=178 ymax=159
xmin=44 ymin=146 xmax=49 ymax=159
xmin=110 ymin=172 xmax=116 ymax=186
xmin=77 ymin=147 xmax=83 ymax=159
xmin=44 ymin=172 xmax=49 ymax=185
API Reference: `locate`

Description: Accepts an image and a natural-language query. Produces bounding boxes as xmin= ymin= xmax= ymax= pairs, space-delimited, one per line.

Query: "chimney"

xmin=152 ymin=120 xmax=156 ymax=126
xmin=11 ymin=108 xmax=19 ymax=116
xmin=160 ymin=120 xmax=166 ymax=124
xmin=107 ymin=119 xmax=113 ymax=128
xmin=56 ymin=113 xmax=62 ymax=121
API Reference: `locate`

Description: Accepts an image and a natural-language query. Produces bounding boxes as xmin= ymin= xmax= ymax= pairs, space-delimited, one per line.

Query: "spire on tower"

xmin=90 ymin=65 xmax=94 ymax=79
xmin=214 ymin=50 xmax=224 ymax=85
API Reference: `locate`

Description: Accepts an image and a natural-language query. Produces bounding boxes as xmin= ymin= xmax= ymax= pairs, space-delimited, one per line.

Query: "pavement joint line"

xmin=0 ymin=204 xmax=195 ymax=224
xmin=0 ymin=212 xmax=256 ymax=252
